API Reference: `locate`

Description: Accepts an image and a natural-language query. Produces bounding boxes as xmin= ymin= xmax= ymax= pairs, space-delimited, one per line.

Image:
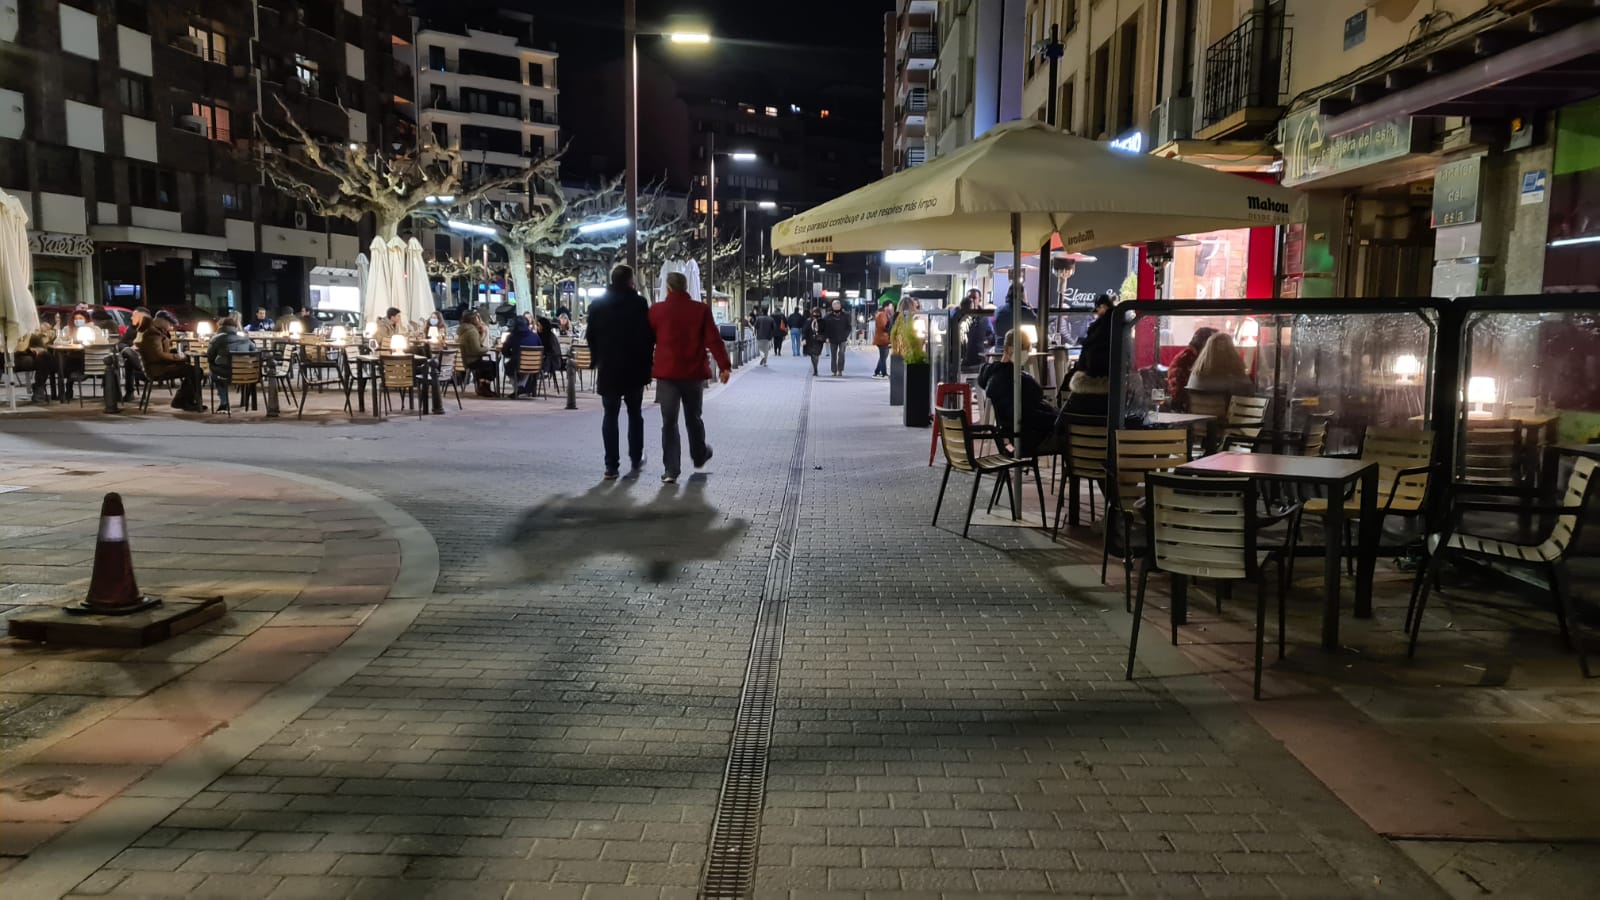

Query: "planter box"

xmin=903 ymin=361 xmax=931 ymax=427
xmin=889 ymin=355 xmax=905 ymax=406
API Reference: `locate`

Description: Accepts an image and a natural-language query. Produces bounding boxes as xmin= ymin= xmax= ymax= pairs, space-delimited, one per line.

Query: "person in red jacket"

xmin=648 ymin=272 xmax=732 ymax=484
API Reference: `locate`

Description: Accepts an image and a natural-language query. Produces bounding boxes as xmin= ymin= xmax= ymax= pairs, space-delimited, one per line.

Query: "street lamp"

xmin=705 ymin=140 xmax=757 ymax=316
xmin=625 ymin=4 xmax=712 ymax=271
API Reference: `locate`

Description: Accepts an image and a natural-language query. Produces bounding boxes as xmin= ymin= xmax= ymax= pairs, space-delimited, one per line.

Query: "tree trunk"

xmin=375 ymin=215 xmax=401 ymax=241
xmin=506 ymin=244 xmax=531 ymax=314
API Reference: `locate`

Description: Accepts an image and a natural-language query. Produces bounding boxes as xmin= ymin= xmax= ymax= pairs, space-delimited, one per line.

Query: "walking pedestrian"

xmin=586 ymin=264 xmax=656 ymax=480
xmin=753 ymin=308 xmax=777 ymax=366
xmin=773 ymin=311 xmax=786 ymax=356
xmin=871 ymin=302 xmax=893 ymax=378
xmin=803 ymin=307 xmax=826 ymax=376
xmin=787 ymin=308 xmax=805 ymax=357
xmin=822 ymin=300 xmax=852 ymax=376
xmin=648 ymin=272 xmax=731 ymax=484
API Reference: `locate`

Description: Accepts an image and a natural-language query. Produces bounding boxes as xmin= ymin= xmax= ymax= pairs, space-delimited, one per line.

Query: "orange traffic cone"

xmin=78 ymin=492 xmax=161 ymax=615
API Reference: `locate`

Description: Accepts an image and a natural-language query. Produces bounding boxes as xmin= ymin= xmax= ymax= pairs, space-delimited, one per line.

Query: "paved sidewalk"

xmin=0 ymin=457 xmax=431 ymax=885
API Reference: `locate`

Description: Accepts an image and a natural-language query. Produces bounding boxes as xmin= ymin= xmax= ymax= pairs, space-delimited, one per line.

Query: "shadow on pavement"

xmin=497 ymin=474 xmax=748 ymax=584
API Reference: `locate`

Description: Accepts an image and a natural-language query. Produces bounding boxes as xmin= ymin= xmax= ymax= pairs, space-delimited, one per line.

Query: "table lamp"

xmin=1236 ymin=318 xmax=1260 ymax=348
xmin=1467 ymin=375 xmax=1497 ymax=413
xmin=329 ymin=325 xmax=347 ymax=344
xmin=195 ymin=320 xmax=213 ymax=339
xmin=427 ymin=325 xmax=440 ymax=343
xmin=1393 ymin=354 xmax=1421 ymax=384
xmin=389 ymin=334 xmax=408 ymax=353
xmin=288 ymin=321 xmax=304 ymax=340
xmin=364 ymin=321 xmax=378 ymax=339
xmin=75 ymin=324 xmax=96 ymax=345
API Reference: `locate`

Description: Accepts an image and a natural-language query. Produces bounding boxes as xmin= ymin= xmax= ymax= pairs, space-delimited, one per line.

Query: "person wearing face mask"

xmin=821 ymin=300 xmax=852 ymax=376
xmin=424 ymin=310 xmax=446 ymax=339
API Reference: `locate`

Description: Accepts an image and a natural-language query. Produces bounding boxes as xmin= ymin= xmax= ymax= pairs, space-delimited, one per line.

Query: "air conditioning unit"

xmin=293 ymin=210 xmax=308 ymax=229
xmin=171 ymin=33 xmax=201 ymax=55
xmin=178 ymin=115 xmax=208 ymax=136
xmin=1149 ymin=97 xmax=1194 ymax=147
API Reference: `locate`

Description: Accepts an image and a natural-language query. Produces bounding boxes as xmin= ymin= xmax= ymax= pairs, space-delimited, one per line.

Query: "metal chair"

xmin=931 ymin=408 xmax=1046 ymax=537
xmin=1053 ymin=414 xmax=1108 ymax=535
xmin=1126 ymin=473 xmax=1302 ymax=700
xmin=1105 ymin=428 xmax=1190 ymax=611
xmin=1461 ymin=419 xmax=1526 ymax=488
xmin=1408 ymin=456 xmax=1597 ymax=677
xmin=1224 ymin=395 xmax=1270 ymax=444
xmin=1303 ymin=427 xmax=1438 ymax=574
xmin=1185 ymin=390 xmax=1229 ymax=453
xmin=72 ymin=345 xmax=113 ymax=407
xmin=420 ymin=348 xmax=462 ymax=411
xmin=570 ymin=344 xmax=594 ymax=392
xmin=219 ymin=352 xmax=263 ymax=417
xmin=512 ymin=348 xmax=545 ymax=398
xmin=378 ymin=353 xmax=420 ymax=418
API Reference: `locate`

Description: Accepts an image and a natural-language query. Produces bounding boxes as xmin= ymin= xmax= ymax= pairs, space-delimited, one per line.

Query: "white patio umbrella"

xmin=0 ymin=189 xmax=40 ymax=410
xmin=402 ymin=238 xmax=435 ymax=327
xmin=361 ymin=236 xmax=394 ymax=332
xmin=656 ymin=259 xmax=702 ymax=303
xmin=356 ymin=252 xmax=370 ymax=311
xmin=771 ymin=118 xmax=1306 ymax=515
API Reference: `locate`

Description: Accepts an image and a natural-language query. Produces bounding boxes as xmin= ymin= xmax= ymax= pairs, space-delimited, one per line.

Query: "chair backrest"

xmin=935 ymin=408 xmax=976 ymax=473
xmin=1186 ymin=390 xmax=1229 ymax=419
xmin=379 ymin=354 xmax=413 ymax=388
xmin=1112 ymin=428 xmax=1188 ymax=513
xmin=1144 ymin=473 xmax=1258 ymax=580
xmin=1302 ymin=413 xmax=1333 ymax=457
xmin=1226 ymin=395 xmax=1269 ymax=430
xmin=1540 ymin=457 xmax=1599 ymax=561
xmin=1505 ymin=398 xmax=1538 ymax=419
xmin=1361 ymin=427 xmax=1435 ymax=507
xmin=229 ymin=352 xmax=262 ymax=386
xmin=517 ymin=348 xmax=545 ymax=375
xmin=1461 ymin=419 xmax=1523 ymax=486
xmin=433 ymin=349 xmax=456 ymax=379
xmin=82 ymin=346 xmax=110 ymax=376
xmin=301 ymin=341 xmax=334 ymax=365
xmin=573 ymin=345 xmax=593 ymax=369
xmin=1062 ymin=414 xmax=1109 ymax=479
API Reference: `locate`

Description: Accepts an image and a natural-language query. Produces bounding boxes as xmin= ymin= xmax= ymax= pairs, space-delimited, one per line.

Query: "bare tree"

xmin=491 ymin=175 xmax=628 ymax=311
xmin=256 ymin=100 xmax=553 ymax=241
xmin=746 ymin=252 xmax=801 ymax=308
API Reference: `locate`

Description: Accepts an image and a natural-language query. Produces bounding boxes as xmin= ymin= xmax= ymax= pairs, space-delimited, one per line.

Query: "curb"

xmin=2 ymin=453 xmax=440 ymax=900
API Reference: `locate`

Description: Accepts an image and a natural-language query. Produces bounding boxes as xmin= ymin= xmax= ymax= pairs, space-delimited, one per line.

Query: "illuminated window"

xmin=764 ymin=106 xmax=777 ymax=117
xmin=190 ymin=101 xmax=232 ymax=142
xmin=819 ymin=109 xmax=830 ymax=119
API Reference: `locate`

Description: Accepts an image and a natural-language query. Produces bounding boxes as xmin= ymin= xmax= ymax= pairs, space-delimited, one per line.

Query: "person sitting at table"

xmin=13 ymin=320 xmax=59 ymax=404
xmin=114 ymin=307 xmax=151 ymax=402
xmin=501 ymin=311 xmax=542 ymax=396
xmin=245 ymin=308 xmax=274 ymax=333
xmin=205 ymin=314 xmax=258 ymax=413
xmin=536 ymin=315 xmax=563 ymax=380
xmin=139 ymin=310 xmax=205 ymax=412
xmin=373 ymin=307 xmax=404 ymax=348
xmin=1059 ymin=291 xmax=1115 ymax=418
xmin=274 ymin=306 xmax=301 ymax=332
xmin=1186 ymin=332 xmax=1254 ymax=396
xmin=456 ymin=310 xmax=498 ymax=397
xmin=1165 ymin=326 xmax=1217 ymax=412
xmin=979 ymin=328 xmax=1059 ymax=457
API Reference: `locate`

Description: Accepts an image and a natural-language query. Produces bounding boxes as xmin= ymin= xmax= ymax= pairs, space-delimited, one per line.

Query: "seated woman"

xmin=14 ymin=320 xmax=60 ymax=404
xmin=456 ymin=310 xmax=498 ymax=396
xmin=1186 ymin=332 xmax=1255 ymax=396
xmin=204 ymin=314 xmax=259 ymax=413
xmin=536 ymin=315 xmax=563 ymax=381
xmin=1060 ymin=291 xmax=1115 ymax=418
xmin=979 ymin=328 xmax=1059 ymax=457
xmin=501 ymin=312 xmax=542 ymax=396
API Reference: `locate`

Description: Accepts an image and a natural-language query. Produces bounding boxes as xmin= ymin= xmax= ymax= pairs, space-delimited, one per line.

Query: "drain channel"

xmin=699 ymin=375 xmax=811 ymax=899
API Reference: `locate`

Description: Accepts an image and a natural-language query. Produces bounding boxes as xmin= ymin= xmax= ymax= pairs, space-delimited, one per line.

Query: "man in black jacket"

xmin=753 ymin=309 xmax=777 ymax=366
xmin=786 ymin=308 xmax=806 ymax=357
xmin=586 ymin=265 xmax=656 ymax=479
xmin=821 ymin=300 xmax=852 ymax=376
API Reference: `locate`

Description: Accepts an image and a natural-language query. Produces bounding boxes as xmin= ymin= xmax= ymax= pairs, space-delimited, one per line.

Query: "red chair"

xmin=928 ymin=382 xmax=974 ymax=465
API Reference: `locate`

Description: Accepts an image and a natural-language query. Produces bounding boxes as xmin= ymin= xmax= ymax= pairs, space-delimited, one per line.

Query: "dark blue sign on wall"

xmin=1344 ymin=11 xmax=1367 ymax=51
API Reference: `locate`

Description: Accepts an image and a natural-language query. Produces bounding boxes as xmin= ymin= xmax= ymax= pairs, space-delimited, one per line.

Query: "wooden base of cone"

xmin=8 ymin=596 xmax=225 ymax=648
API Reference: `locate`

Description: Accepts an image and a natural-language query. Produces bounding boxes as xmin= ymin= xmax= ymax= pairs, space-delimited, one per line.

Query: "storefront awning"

xmin=1324 ymin=14 xmax=1600 ymax=137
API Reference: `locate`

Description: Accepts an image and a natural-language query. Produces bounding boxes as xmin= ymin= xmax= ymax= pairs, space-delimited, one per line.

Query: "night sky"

xmin=421 ymin=1 xmax=896 ymax=115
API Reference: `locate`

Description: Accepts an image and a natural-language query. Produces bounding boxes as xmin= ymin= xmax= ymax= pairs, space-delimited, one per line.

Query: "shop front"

xmin=27 ymin=231 xmax=94 ymax=307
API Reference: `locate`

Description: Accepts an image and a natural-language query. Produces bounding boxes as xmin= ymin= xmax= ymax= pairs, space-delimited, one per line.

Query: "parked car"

xmin=157 ymin=305 xmax=221 ymax=332
xmin=36 ymin=305 xmax=135 ymax=336
xmin=310 ymin=308 xmax=361 ymax=330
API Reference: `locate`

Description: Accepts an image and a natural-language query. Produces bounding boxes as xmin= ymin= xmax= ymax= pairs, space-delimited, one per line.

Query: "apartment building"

xmin=883 ymin=0 xmax=937 ymax=174
xmin=0 ymin=0 xmax=414 ymax=315
xmin=403 ymin=10 xmax=560 ymax=270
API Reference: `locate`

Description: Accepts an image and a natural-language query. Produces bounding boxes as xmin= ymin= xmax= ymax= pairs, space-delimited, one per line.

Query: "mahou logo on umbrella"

xmin=1247 ymin=195 xmax=1291 ymax=215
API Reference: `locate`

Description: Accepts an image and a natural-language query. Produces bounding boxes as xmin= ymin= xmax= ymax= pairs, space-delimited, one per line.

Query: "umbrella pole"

xmin=1010 ymin=213 xmax=1024 ymax=520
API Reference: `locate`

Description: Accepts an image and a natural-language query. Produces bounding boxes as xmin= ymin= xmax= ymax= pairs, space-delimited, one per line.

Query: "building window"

xmin=95 ymin=155 xmax=117 ymax=203
xmin=530 ymin=99 xmax=545 ymax=123
xmin=188 ymin=101 xmax=231 ymax=142
xmin=461 ymin=88 xmax=519 ymax=119
xmin=527 ymin=62 xmax=544 ymax=87
xmin=119 ymin=75 xmax=151 ymax=118
xmin=529 ymin=135 xmax=545 ymax=157
xmin=434 ymin=233 xmax=452 ymax=259
xmin=428 ymin=45 xmax=446 ymax=72
xmin=130 ymin=165 xmax=177 ymax=210
xmin=1116 ymin=19 xmax=1138 ymax=134
xmin=36 ymin=145 xmax=81 ymax=194
xmin=430 ymin=122 xmax=449 ymax=148
xmin=186 ymin=24 xmax=228 ymax=64
xmin=1090 ymin=41 xmax=1110 ymax=138
xmin=221 ymin=183 xmax=250 ymax=216
xmin=294 ymin=54 xmax=320 ymax=95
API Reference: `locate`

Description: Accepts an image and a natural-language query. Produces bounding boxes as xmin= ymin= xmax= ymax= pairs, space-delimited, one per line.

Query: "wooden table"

xmin=1145 ymin=412 xmax=1214 ymax=428
xmin=1177 ymin=451 xmax=1379 ymax=649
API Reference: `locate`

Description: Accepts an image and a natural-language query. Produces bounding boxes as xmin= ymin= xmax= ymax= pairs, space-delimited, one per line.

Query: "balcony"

xmin=1196 ymin=1 xmax=1290 ymax=141
xmin=899 ymin=30 xmax=936 ymax=70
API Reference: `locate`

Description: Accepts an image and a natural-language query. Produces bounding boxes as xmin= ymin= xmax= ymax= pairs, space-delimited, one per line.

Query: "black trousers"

xmin=601 ymin=386 xmax=646 ymax=471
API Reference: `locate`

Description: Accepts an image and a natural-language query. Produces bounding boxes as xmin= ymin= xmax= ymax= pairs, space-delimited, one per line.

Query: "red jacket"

xmin=649 ymin=290 xmax=731 ymax=381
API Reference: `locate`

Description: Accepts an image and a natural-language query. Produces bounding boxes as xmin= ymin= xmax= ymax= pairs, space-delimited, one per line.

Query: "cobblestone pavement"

xmin=0 ymin=351 xmax=1444 ymax=898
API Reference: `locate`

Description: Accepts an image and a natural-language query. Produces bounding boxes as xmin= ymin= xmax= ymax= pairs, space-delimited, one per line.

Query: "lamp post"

xmin=1036 ymin=24 xmax=1064 ymax=356
xmin=704 ymin=138 xmax=757 ymax=318
xmin=623 ymin=16 xmax=711 ymax=271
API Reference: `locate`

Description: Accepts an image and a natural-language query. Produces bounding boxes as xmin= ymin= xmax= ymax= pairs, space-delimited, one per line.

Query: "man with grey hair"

xmin=647 ymin=271 xmax=731 ymax=484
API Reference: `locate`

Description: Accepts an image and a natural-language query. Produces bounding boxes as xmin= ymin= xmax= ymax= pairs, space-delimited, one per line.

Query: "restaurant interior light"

xmin=1393 ymin=353 xmax=1421 ymax=383
xmin=1019 ymin=324 xmax=1039 ymax=347
xmin=1549 ymin=234 xmax=1600 ymax=248
xmin=389 ymin=334 xmax=408 ymax=353
xmin=1236 ymin=318 xmax=1260 ymax=347
xmin=729 ymin=151 xmax=758 ymax=162
xmin=195 ymin=320 xmax=213 ymax=338
xmin=668 ymin=32 xmax=711 ymax=44
xmin=364 ymin=321 xmax=378 ymax=338
xmin=883 ymin=249 xmax=924 ymax=264
xmin=446 ymin=219 xmax=497 ymax=237
xmin=288 ymin=320 xmax=304 ymax=339
xmin=577 ymin=217 xmax=630 ymax=234
xmin=1467 ymin=375 xmax=1498 ymax=411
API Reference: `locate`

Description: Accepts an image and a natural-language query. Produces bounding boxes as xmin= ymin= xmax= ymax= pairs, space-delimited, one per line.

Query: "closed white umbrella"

xmin=402 ymin=238 xmax=435 ymax=327
xmin=384 ymin=237 xmax=409 ymax=325
xmin=356 ymin=252 xmax=370 ymax=311
xmin=362 ymin=236 xmax=393 ymax=331
xmin=772 ymin=118 xmax=1303 ymax=255
xmin=0 ymin=189 xmax=40 ymax=409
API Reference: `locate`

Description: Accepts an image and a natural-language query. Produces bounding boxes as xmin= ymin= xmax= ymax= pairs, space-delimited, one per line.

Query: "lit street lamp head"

xmin=669 ymin=32 xmax=711 ymax=44
xmin=758 ymin=201 xmax=777 ymax=210
xmin=730 ymin=152 xmax=758 ymax=162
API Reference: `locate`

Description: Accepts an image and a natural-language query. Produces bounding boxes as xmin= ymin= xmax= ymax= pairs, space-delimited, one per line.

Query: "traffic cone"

xmin=80 ymin=492 xmax=160 ymax=614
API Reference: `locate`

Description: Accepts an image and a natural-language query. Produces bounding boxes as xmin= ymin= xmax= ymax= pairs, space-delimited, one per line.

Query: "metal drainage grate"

xmin=700 ymin=376 xmax=811 ymax=899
